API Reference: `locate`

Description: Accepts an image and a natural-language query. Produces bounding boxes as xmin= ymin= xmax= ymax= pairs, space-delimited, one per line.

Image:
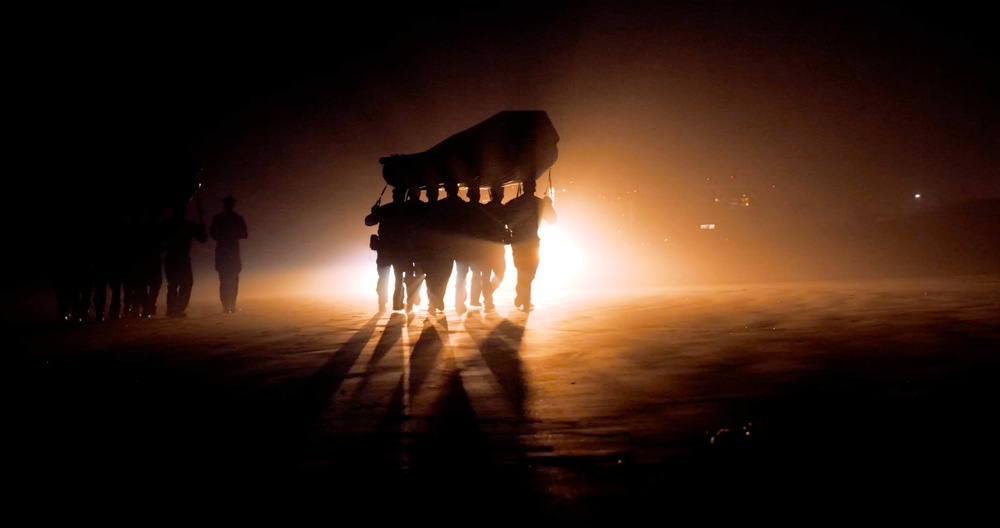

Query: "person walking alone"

xmin=209 ymin=195 xmax=248 ymax=314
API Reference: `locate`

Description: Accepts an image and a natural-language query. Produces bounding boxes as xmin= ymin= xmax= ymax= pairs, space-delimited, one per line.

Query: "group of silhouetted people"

xmin=366 ymin=177 xmax=556 ymax=315
xmin=53 ymin=194 xmax=248 ymax=322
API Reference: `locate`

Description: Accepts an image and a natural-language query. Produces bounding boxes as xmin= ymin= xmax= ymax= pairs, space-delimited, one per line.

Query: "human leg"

xmin=144 ymin=260 xmax=162 ymax=317
xmin=405 ymin=263 xmax=424 ymax=313
xmin=391 ymin=261 xmax=406 ymax=311
xmin=487 ymin=244 xmax=506 ymax=306
xmin=176 ymin=262 xmax=194 ymax=316
xmin=469 ymin=260 xmax=484 ymax=307
xmin=219 ymin=270 xmax=239 ymax=313
xmin=512 ymin=240 xmax=539 ymax=310
xmin=164 ymin=265 xmax=179 ymax=316
xmin=454 ymin=260 xmax=470 ymax=313
xmin=424 ymin=258 xmax=452 ymax=313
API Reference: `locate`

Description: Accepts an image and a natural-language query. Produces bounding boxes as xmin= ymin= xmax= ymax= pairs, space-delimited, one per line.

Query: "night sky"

xmin=10 ymin=1 xmax=998 ymax=312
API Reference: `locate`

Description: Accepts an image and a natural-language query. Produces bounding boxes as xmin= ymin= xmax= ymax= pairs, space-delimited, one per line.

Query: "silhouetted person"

xmin=87 ymin=206 xmax=121 ymax=322
xmin=161 ymin=200 xmax=206 ymax=318
xmin=477 ymin=183 xmax=510 ymax=311
xmin=210 ymin=195 xmax=248 ymax=314
xmin=504 ymin=176 xmax=556 ymax=312
xmin=421 ymin=184 xmax=452 ymax=315
xmin=104 ymin=205 xmax=135 ymax=320
xmin=453 ymin=184 xmax=482 ymax=315
xmin=429 ymin=181 xmax=469 ymax=314
xmin=402 ymin=186 xmax=427 ymax=313
xmin=52 ymin=189 xmax=114 ymax=322
xmin=454 ymin=184 xmax=487 ymax=314
xmin=365 ymin=186 xmax=407 ymax=312
xmin=52 ymin=221 xmax=94 ymax=322
xmin=125 ymin=203 xmax=163 ymax=318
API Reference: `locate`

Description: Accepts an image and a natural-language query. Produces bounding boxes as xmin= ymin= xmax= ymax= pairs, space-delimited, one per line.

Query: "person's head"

xmin=407 ymin=186 xmax=421 ymax=201
xmin=466 ymin=184 xmax=481 ymax=203
xmin=426 ymin=185 xmax=440 ymax=202
xmin=522 ymin=177 xmax=537 ymax=194
xmin=489 ymin=184 xmax=504 ymax=203
xmin=391 ymin=187 xmax=406 ymax=202
xmin=222 ymin=195 xmax=236 ymax=211
xmin=443 ymin=180 xmax=459 ymax=197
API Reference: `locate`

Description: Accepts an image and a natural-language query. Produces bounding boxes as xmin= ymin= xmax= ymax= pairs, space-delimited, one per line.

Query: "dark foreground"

xmin=9 ymin=277 xmax=1000 ymax=523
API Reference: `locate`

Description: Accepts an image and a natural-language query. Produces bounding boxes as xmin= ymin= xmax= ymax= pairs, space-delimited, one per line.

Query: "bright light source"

xmin=534 ymin=221 xmax=585 ymax=289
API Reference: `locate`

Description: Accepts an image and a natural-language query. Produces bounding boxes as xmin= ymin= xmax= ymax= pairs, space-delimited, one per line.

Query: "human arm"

xmin=541 ymin=196 xmax=557 ymax=225
xmin=236 ymin=214 xmax=248 ymax=239
xmin=194 ymin=221 xmax=208 ymax=243
xmin=364 ymin=205 xmax=380 ymax=226
xmin=209 ymin=215 xmax=220 ymax=241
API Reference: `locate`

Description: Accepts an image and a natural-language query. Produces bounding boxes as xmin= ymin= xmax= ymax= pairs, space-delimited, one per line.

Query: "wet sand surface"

xmin=10 ymin=276 xmax=1000 ymax=523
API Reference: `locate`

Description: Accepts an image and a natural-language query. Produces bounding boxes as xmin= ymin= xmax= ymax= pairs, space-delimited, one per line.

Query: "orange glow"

xmin=231 ymin=264 xmax=374 ymax=305
xmin=301 ymin=212 xmax=591 ymax=313
xmin=502 ymin=221 xmax=587 ymax=306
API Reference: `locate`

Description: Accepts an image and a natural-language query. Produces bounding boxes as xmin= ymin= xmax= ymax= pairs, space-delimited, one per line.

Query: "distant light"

xmin=914 ymin=193 xmax=921 ymax=199
xmin=700 ymin=224 xmax=716 ymax=230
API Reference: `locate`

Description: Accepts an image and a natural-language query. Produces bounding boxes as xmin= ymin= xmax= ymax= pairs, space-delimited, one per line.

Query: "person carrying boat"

xmin=503 ymin=176 xmax=556 ymax=312
xmin=365 ymin=186 xmax=408 ymax=312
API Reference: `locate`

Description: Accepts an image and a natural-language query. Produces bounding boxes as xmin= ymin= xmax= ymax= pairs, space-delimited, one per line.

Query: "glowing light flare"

xmin=311 ymin=204 xmax=619 ymax=311
xmin=228 ymin=258 xmax=375 ymax=308
xmin=316 ymin=251 xmax=385 ymax=303
xmin=536 ymin=221 xmax=585 ymax=284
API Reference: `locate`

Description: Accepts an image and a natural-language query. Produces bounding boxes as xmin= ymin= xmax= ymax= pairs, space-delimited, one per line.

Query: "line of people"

xmin=53 ymin=195 xmax=248 ymax=322
xmin=365 ymin=176 xmax=556 ymax=315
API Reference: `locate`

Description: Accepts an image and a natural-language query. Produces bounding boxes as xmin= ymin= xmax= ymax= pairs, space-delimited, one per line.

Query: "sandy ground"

xmin=9 ymin=275 xmax=1000 ymax=523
